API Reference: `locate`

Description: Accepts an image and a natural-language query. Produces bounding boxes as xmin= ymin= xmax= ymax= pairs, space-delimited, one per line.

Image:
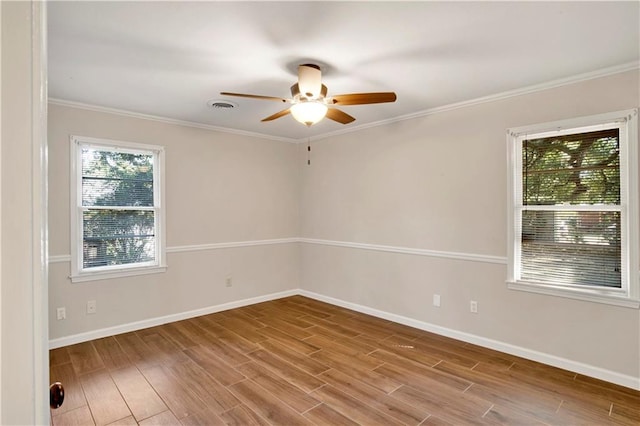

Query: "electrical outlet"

xmin=87 ymin=300 xmax=97 ymax=314
xmin=433 ymin=294 xmax=441 ymax=307
xmin=225 ymin=276 xmax=233 ymax=287
xmin=56 ymin=307 xmax=66 ymax=320
xmin=470 ymin=300 xmax=478 ymax=313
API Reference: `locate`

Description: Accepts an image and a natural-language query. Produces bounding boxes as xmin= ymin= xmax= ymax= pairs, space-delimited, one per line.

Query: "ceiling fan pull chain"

xmin=307 ymin=138 xmax=311 ymax=165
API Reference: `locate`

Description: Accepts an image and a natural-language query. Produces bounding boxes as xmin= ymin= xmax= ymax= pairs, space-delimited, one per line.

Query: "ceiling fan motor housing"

xmin=298 ymin=64 xmax=322 ymax=99
xmin=291 ymin=83 xmax=328 ymax=101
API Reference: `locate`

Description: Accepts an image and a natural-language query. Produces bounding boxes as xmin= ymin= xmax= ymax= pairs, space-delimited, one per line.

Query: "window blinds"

xmin=81 ymin=147 xmax=156 ymax=269
xmin=520 ymin=129 xmax=621 ymax=288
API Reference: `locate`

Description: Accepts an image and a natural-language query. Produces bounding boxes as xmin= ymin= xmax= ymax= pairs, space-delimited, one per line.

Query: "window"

xmin=507 ymin=110 xmax=639 ymax=308
xmin=70 ymin=136 xmax=166 ymax=282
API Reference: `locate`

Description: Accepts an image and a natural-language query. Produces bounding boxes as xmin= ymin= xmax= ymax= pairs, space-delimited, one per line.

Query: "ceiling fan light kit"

xmin=221 ymin=63 xmax=397 ymax=127
xmin=290 ymin=101 xmax=328 ymax=126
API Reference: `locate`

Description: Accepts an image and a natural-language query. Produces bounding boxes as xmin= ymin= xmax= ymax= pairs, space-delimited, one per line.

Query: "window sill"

xmin=71 ymin=265 xmax=167 ymax=283
xmin=507 ymin=280 xmax=640 ymax=309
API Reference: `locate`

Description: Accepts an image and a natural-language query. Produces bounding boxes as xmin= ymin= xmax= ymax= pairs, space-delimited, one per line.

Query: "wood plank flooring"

xmin=49 ymin=296 xmax=640 ymax=425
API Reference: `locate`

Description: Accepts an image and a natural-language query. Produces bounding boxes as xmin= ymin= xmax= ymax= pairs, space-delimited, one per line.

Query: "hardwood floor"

xmin=49 ymin=296 xmax=640 ymax=425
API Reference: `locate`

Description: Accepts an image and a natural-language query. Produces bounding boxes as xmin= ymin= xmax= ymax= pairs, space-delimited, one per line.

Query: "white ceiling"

xmin=48 ymin=1 xmax=640 ymax=141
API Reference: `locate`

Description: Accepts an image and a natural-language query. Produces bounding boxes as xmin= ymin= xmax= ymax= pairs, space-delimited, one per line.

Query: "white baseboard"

xmin=49 ymin=288 xmax=640 ymax=391
xmin=48 ymin=289 xmax=298 ymax=349
xmin=298 ymin=290 xmax=640 ymax=391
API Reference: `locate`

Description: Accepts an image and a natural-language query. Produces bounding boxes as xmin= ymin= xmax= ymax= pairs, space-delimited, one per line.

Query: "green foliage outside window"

xmin=81 ymin=149 xmax=156 ymax=268
xmin=523 ymin=129 xmax=620 ymax=205
xmin=521 ymin=129 xmax=621 ymax=288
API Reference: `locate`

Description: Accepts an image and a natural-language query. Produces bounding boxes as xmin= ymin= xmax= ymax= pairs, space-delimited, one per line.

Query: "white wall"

xmin=48 ymin=70 xmax=640 ymax=389
xmin=48 ymin=104 xmax=300 ymax=341
xmin=299 ymin=70 xmax=640 ymax=383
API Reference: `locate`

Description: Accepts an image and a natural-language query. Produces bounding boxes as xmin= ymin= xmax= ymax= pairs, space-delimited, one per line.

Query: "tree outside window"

xmin=521 ymin=129 xmax=621 ymax=288
xmin=507 ymin=109 xmax=639 ymax=307
xmin=70 ymin=136 xmax=165 ymax=282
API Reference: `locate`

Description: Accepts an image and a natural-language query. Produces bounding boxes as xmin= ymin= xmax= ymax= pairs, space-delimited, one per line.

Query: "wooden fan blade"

xmin=261 ymin=108 xmax=291 ymax=122
xmin=330 ymin=92 xmax=397 ymax=105
xmin=220 ymin=92 xmax=288 ymax=103
xmin=326 ymin=108 xmax=356 ymax=124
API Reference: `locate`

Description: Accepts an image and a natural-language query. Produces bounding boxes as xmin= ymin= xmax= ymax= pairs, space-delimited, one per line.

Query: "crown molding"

xmin=47 ymin=98 xmax=298 ymax=144
xmin=305 ymin=61 xmax=640 ymax=142
xmin=50 ymin=61 xmax=639 ymax=144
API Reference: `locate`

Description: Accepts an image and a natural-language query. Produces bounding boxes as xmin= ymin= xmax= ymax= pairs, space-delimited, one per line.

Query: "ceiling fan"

xmin=220 ymin=64 xmax=397 ymax=127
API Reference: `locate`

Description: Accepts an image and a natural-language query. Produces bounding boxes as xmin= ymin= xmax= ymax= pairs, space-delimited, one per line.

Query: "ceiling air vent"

xmin=207 ymin=99 xmax=238 ymax=110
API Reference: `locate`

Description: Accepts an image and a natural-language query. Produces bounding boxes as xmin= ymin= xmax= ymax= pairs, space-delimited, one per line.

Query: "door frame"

xmin=32 ymin=0 xmax=49 ymax=423
xmin=0 ymin=1 xmax=48 ymax=422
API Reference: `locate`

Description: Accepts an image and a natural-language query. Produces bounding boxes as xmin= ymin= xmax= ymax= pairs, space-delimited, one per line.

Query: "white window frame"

xmin=507 ymin=109 xmax=639 ymax=308
xmin=70 ymin=135 xmax=167 ymax=283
